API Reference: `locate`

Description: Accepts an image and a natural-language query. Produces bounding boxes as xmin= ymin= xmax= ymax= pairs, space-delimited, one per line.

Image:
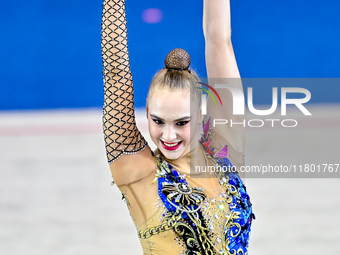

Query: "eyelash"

xmin=152 ymin=119 xmax=164 ymax=125
xmin=177 ymin=121 xmax=189 ymax=126
xmin=152 ymin=119 xmax=190 ymax=126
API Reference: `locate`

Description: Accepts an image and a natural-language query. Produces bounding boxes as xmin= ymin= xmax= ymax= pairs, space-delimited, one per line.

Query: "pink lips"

xmin=161 ymin=140 xmax=182 ymax=151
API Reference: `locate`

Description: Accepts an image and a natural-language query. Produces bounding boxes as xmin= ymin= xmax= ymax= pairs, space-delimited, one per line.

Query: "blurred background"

xmin=0 ymin=0 xmax=339 ymax=254
xmin=1 ymin=0 xmax=340 ymax=110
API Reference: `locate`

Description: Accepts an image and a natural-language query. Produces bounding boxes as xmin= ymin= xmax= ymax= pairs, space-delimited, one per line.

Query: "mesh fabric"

xmin=101 ymin=0 xmax=148 ymax=163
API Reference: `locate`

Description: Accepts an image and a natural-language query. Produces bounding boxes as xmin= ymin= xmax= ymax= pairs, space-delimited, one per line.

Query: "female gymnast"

xmin=101 ymin=0 xmax=255 ymax=254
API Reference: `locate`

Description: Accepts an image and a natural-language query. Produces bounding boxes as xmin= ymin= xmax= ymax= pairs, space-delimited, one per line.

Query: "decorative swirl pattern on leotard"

xmin=138 ymin=117 xmax=255 ymax=254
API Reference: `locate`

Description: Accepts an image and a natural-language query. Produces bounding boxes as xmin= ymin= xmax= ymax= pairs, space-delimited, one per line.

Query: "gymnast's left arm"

xmin=203 ymin=0 xmax=245 ymax=154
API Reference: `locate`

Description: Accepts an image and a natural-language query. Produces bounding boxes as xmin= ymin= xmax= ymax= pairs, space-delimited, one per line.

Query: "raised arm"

xmin=203 ymin=0 xmax=240 ymax=78
xmin=101 ymin=0 xmax=150 ymax=175
xmin=203 ymin=0 xmax=245 ymax=153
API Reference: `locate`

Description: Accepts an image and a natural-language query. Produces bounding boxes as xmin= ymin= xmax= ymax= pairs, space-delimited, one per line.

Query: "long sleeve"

xmin=101 ymin=0 xmax=147 ymax=163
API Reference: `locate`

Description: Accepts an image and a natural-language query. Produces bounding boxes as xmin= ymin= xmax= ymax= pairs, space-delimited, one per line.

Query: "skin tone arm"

xmin=203 ymin=0 xmax=245 ymax=154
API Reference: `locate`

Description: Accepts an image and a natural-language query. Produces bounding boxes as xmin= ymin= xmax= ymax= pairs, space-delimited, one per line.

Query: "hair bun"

xmin=164 ymin=48 xmax=191 ymax=70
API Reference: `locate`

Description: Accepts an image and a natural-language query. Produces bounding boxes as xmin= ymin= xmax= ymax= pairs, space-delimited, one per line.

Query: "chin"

xmin=163 ymin=153 xmax=181 ymax=160
xmin=158 ymin=145 xmax=183 ymax=160
xmin=160 ymin=150 xmax=180 ymax=160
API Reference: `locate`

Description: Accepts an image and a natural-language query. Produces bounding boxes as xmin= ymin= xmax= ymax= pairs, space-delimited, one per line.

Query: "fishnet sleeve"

xmin=101 ymin=0 xmax=148 ymax=163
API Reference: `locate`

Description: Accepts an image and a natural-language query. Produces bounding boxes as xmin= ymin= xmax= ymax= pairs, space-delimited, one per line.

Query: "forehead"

xmin=148 ymin=88 xmax=191 ymax=118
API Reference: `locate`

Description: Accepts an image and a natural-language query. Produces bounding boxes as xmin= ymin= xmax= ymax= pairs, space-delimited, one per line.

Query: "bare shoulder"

xmin=109 ymin=146 xmax=157 ymax=186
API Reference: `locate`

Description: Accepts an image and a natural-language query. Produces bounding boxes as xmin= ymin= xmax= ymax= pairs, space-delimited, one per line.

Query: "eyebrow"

xmin=150 ymin=114 xmax=191 ymax=122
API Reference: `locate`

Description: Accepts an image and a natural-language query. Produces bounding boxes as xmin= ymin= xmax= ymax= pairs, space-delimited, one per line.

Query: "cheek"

xmin=148 ymin=119 xmax=161 ymax=140
xmin=181 ymin=125 xmax=192 ymax=142
xmin=188 ymin=120 xmax=199 ymax=141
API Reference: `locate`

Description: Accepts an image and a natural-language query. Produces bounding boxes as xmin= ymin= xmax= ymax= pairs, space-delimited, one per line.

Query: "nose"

xmin=163 ymin=125 xmax=177 ymax=142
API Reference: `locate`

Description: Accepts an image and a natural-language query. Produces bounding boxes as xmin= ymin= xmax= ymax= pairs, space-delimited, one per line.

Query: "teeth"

xmin=163 ymin=141 xmax=180 ymax=147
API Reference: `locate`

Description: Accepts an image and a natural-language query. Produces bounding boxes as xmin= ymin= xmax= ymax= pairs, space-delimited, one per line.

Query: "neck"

xmin=162 ymin=147 xmax=198 ymax=175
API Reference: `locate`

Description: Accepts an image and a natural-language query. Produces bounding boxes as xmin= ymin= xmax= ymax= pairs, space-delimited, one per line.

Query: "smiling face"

xmin=147 ymin=87 xmax=200 ymax=160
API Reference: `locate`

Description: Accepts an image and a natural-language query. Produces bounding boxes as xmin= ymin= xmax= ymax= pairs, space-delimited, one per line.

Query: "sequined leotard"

xmin=116 ymin=117 xmax=255 ymax=255
xmin=101 ymin=0 xmax=255 ymax=254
